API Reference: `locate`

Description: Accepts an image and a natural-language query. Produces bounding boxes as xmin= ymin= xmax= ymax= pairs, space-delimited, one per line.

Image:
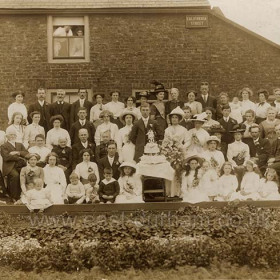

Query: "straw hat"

xmin=190 ymin=112 xmax=207 ymax=122
xmin=169 ymin=106 xmax=184 ymax=120
xmin=119 ymin=161 xmax=137 ymax=170
xmin=119 ymin=109 xmax=137 ymax=123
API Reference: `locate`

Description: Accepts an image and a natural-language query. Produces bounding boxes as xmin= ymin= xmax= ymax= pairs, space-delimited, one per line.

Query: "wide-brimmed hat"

xmin=185 ymin=154 xmax=203 ymax=166
xmin=119 ymin=109 xmax=137 ymax=123
xmin=209 ymin=124 xmax=226 ymax=135
xmin=206 ymin=135 xmax=220 ymax=144
xmin=190 ymin=112 xmax=207 ymax=122
xmin=229 ymin=124 xmax=245 ymax=133
xmin=151 ymin=80 xmax=168 ymax=94
xmin=139 ymin=91 xmax=149 ymax=98
xmin=169 ymin=106 xmax=184 ymax=120
xmin=119 ymin=161 xmax=137 ymax=170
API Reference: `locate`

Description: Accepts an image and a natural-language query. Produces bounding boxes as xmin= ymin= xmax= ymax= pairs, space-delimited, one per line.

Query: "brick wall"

xmin=0 ymin=12 xmax=280 ymax=129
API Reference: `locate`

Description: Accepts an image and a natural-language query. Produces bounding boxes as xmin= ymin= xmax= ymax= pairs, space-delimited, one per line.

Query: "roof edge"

xmin=211 ymin=8 xmax=280 ymax=50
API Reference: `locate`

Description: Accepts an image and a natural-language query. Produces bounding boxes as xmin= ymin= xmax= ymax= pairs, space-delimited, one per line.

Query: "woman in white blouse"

xmin=239 ymin=87 xmax=256 ymax=117
xmin=44 ymin=152 xmax=67 ymax=204
xmin=6 ymin=112 xmax=25 ymax=144
xmin=74 ymin=149 xmax=100 ymax=184
xmin=94 ymin=110 xmax=119 ymax=146
xmin=90 ymin=93 xmax=105 ymax=128
xmin=116 ymin=110 xmax=137 ymax=162
xmin=8 ymin=91 xmax=28 ymax=125
xmin=255 ymin=89 xmax=272 ymax=124
xmin=46 ymin=115 xmax=71 ymax=149
xmin=23 ymin=111 xmax=45 ymax=149
xmin=184 ymin=90 xmax=202 ymax=116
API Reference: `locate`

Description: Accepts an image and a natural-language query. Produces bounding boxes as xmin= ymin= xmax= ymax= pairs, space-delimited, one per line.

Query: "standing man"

xmin=49 ymin=89 xmax=71 ymax=131
xmin=129 ymin=103 xmax=161 ymax=163
xmin=196 ymin=81 xmax=217 ymax=118
xmin=28 ymin=87 xmax=51 ymax=132
xmin=70 ymin=88 xmax=93 ymax=125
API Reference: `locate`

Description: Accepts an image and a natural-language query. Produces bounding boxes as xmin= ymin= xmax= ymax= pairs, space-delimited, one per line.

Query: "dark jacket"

xmin=28 ymin=101 xmax=51 ymax=132
xmin=71 ymin=141 xmax=95 ymax=169
xmin=218 ymin=117 xmax=238 ymax=145
xmin=69 ymin=120 xmax=95 ymax=144
xmin=70 ymin=99 xmax=93 ymax=125
xmin=49 ymin=101 xmax=71 ymax=131
xmin=98 ymin=154 xmax=120 ymax=180
xmin=52 ymin=146 xmax=72 ymax=170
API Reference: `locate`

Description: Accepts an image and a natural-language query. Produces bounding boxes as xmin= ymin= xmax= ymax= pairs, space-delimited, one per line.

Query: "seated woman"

xmin=52 ymin=136 xmax=72 ymax=183
xmin=185 ymin=113 xmax=210 ymax=154
xmin=94 ymin=110 xmax=119 ymax=146
xmin=202 ymin=107 xmax=219 ymax=132
xmin=231 ymin=160 xmax=261 ymax=201
xmin=115 ymin=161 xmax=143 ymax=203
xmin=239 ymin=87 xmax=256 ymax=117
xmin=6 ymin=112 xmax=25 ymax=144
xmin=258 ymin=168 xmax=280 ymax=200
xmin=255 ymin=89 xmax=271 ymax=124
xmin=163 ymin=106 xmax=188 ymax=145
xmin=65 ymin=173 xmax=85 ymax=204
xmin=216 ymin=162 xmax=238 ymax=201
xmin=46 ymin=115 xmax=71 ymax=150
xmin=184 ymin=90 xmax=202 ymax=116
xmin=259 ymin=107 xmax=280 ymax=141
xmin=23 ymin=111 xmax=45 ymax=149
xmin=201 ymin=135 xmax=225 ymax=173
xmin=74 ymin=148 xmax=100 ymax=184
xmin=116 ymin=110 xmax=137 ymax=162
xmin=25 ymin=178 xmax=52 ymax=212
xmin=8 ymin=91 xmax=28 ymax=125
xmin=43 ymin=152 xmax=67 ymax=204
xmin=20 ymin=153 xmax=44 ymax=198
xmin=123 ymin=96 xmax=141 ymax=120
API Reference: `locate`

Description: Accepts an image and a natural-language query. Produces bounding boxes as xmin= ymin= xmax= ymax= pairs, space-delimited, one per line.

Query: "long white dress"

xmin=74 ymin=161 xmax=100 ymax=184
xmin=43 ymin=165 xmax=67 ymax=204
xmin=258 ymin=178 xmax=280 ymax=200
xmin=216 ymin=174 xmax=238 ymax=201
xmin=115 ymin=174 xmax=144 ymax=203
xmin=7 ymin=102 xmax=28 ymax=125
xmin=199 ymin=169 xmax=219 ymax=197
xmin=201 ymin=150 xmax=225 ymax=171
xmin=229 ymin=102 xmax=243 ymax=124
xmin=181 ymin=170 xmax=209 ymax=203
xmin=25 ymin=188 xmax=52 ymax=210
xmin=185 ymin=128 xmax=209 ymax=155
xmin=164 ymin=125 xmax=188 ymax=144
xmin=116 ymin=124 xmax=135 ymax=162
xmin=231 ymin=172 xmax=260 ymax=200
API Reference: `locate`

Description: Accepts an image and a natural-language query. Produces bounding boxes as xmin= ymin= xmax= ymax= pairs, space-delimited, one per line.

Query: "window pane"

xmin=53 ymin=38 xmax=69 ymax=58
xmin=53 ymin=17 xmax=84 ymax=26
xmin=69 ymin=37 xmax=84 ymax=57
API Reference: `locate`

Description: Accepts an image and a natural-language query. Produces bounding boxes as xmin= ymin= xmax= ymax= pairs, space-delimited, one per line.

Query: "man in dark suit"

xmin=216 ymin=92 xmax=229 ymax=120
xmin=98 ymin=140 xmax=120 ymax=180
xmin=28 ymin=87 xmax=51 ymax=132
xmin=1 ymin=127 xmax=28 ymax=201
xmin=180 ymin=106 xmax=194 ymax=130
xmin=49 ymin=89 xmax=71 ymax=131
xmin=69 ymin=107 xmax=95 ymax=144
xmin=196 ymin=81 xmax=217 ymax=118
xmin=249 ymin=124 xmax=270 ymax=173
xmin=129 ymin=103 xmax=161 ymax=162
xmin=70 ymin=88 xmax=93 ymax=125
xmin=72 ymin=128 xmax=95 ymax=169
xmin=218 ymin=105 xmax=238 ymax=148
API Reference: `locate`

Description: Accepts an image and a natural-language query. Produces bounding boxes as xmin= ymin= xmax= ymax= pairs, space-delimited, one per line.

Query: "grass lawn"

xmin=1 ymin=263 xmax=280 ymax=280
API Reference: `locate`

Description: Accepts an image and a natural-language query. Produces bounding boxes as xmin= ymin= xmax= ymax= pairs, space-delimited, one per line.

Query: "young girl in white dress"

xmin=115 ymin=161 xmax=143 ymax=203
xmin=258 ymin=168 xmax=280 ymax=200
xmin=25 ymin=178 xmax=52 ymax=212
xmin=6 ymin=112 xmax=25 ymax=144
xmin=229 ymin=96 xmax=243 ymax=124
xmin=43 ymin=152 xmax=67 ymax=204
xmin=231 ymin=160 xmax=261 ymax=201
xmin=181 ymin=155 xmax=208 ymax=203
xmin=116 ymin=110 xmax=137 ymax=162
xmin=199 ymin=160 xmax=219 ymax=201
xmin=216 ymin=162 xmax=238 ymax=201
xmin=8 ymin=91 xmax=28 ymax=125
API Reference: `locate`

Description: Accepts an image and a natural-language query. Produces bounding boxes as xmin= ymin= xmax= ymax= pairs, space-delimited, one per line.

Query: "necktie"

xmin=203 ymin=96 xmax=207 ymax=103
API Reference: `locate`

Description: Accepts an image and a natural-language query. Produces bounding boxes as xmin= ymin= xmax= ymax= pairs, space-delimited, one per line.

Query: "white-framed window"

xmin=46 ymin=89 xmax=93 ymax=104
xmin=47 ymin=16 xmax=90 ymax=63
xmin=132 ymin=89 xmax=171 ymax=105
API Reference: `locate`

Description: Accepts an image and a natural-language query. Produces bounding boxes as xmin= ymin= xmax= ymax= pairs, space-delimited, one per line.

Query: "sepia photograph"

xmin=0 ymin=0 xmax=280 ymax=279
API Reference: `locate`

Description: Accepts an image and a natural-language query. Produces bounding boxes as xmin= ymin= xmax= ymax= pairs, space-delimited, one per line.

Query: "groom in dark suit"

xmin=49 ymin=89 xmax=71 ymax=131
xmin=129 ymin=103 xmax=161 ymax=162
xmin=1 ymin=127 xmax=28 ymax=201
xmin=28 ymin=87 xmax=51 ymax=132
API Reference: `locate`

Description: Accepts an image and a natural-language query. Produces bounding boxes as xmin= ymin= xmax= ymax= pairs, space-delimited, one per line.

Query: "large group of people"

xmin=1 ymin=82 xmax=280 ymax=210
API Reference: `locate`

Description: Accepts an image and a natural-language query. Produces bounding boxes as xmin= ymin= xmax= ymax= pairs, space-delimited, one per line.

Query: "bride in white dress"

xmin=43 ymin=152 xmax=67 ymax=204
xmin=116 ymin=110 xmax=137 ymax=162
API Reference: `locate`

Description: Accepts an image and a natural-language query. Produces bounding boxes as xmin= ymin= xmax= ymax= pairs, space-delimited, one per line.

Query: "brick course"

xmin=0 ymin=11 xmax=280 ymax=129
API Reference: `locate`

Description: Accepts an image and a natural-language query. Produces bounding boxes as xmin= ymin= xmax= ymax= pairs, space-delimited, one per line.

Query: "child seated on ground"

xmin=64 ymin=173 xmax=85 ymax=204
xmin=115 ymin=161 xmax=143 ymax=203
xmin=84 ymin=173 xmax=100 ymax=204
xmin=258 ymin=168 xmax=280 ymax=200
xmin=98 ymin=167 xmax=120 ymax=203
xmin=216 ymin=162 xmax=238 ymax=201
xmin=25 ymin=178 xmax=52 ymax=212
